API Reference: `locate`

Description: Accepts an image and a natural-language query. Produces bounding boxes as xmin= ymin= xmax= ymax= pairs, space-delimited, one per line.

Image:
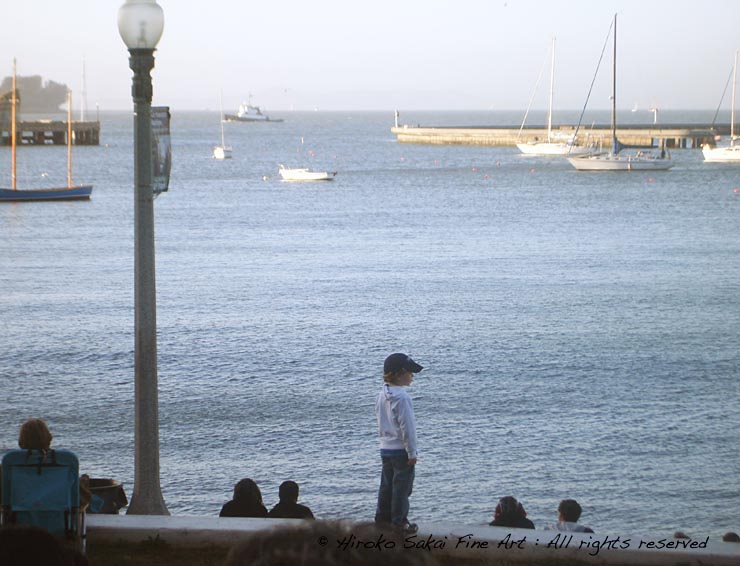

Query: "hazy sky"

xmin=3 ymin=0 xmax=740 ymax=112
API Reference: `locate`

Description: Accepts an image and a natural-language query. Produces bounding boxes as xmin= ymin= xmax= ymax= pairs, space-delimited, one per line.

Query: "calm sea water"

xmin=1 ymin=110 xmax=738 ymax=538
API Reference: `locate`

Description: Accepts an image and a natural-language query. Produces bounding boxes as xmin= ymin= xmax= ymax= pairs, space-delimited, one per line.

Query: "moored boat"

xmin=702 ymin=51 xmax=740 ymax=163
xmin=1 ymin=60 xmax=93 ymax=202
xmin=278 ymin=164 xmax=336 ymax=181
xmin=568 ymin=15 xmax=672 ymax=172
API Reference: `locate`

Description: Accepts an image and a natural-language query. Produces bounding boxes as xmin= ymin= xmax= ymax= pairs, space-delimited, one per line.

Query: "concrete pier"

xmin=1 ymin=119 xmax=100 ymax=146
xmin=391 ymin=123 xmax=728 ymax=149
xmin=86 ymin=515 xmax=740 ymax=565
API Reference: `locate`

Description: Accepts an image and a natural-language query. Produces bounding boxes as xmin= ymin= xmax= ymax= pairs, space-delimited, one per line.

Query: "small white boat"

xmin=213 ymin=93 xmax=233 ymax=160
xmin=223 ymin=94 xmax=283 ymax=123
xmin=213 ymin=145 xmax=232 ymax=160
xmin=278 ymin=164 xmax=336 ymax=181
xmin=703 ymin=51 xmax=740 ymax=163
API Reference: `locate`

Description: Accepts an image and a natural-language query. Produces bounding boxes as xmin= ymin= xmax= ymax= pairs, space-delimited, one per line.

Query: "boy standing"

xmin=374 ymin=352 xmax=423 ymax=534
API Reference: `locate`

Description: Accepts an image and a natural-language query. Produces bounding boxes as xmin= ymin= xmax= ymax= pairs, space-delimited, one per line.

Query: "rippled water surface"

xmin=1 ymin=110 xmax=738 ymax=537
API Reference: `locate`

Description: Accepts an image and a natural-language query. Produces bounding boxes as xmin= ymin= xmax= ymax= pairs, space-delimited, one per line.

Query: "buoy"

xmin=472 ymin=167 xmax=477 ymax=172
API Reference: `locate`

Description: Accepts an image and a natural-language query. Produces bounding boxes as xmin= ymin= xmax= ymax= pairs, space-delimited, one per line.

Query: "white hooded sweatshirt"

xmin=376 ymin=383 xmax=417 ymax=459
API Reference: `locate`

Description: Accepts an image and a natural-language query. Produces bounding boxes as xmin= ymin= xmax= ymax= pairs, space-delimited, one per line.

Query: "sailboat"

xmin=568 ymin=15 xmax=673 ymax=171
xmin=1 ymin=60 xmax=93 ymax=202
xmin=516 ymin=38 xmax=591 ymax=156
xmin=213 ymin=93 xmax=232 ymax=160
xmin=702 ymin=51 xmax=740 ymax=163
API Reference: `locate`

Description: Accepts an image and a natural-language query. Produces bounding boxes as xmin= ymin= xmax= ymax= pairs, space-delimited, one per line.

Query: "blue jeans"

xmin=375 ymin=449 xmax=415 ymax=526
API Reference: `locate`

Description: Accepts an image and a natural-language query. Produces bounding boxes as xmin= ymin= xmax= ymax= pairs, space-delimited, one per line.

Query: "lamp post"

xmin=118 ymin=0 xmax=168 ymax=515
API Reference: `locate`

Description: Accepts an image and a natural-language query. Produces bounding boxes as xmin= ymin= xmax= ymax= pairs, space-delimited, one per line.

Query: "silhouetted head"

xmin=279 ymin=480 xmax=300 ymax=503
xmin=558 ymin=499 xmax=583 ymax=523
xmin=494 ymin=496 xmax=527 ymax=523
xmin=723 ymin=532 xmax=740 ymax=543
xmin=233 ymin=478 xmax=263 ymax=506
xmin=18 ymin=418 xmax=52 ymax=450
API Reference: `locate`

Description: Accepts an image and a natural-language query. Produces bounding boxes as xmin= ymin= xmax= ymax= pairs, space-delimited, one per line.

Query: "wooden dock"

xmin=391 ymin=123 xmax=728 ymax=149
xmin=1 ymin=119 xmax=100 ymax=146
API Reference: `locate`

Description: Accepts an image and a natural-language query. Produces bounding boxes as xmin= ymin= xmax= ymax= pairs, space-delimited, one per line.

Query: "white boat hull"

xmin=278 ymin=166 xmax=336 ymax=181
xmin=568 ymin=152 xmax=673 ymax=171
xmin=702 ymin=144 xmax=740 ymax=162
xmin=516 ymin=142 xmax=593 ymax=156
xmin=213 ymin=145 xmax=232 ymax=160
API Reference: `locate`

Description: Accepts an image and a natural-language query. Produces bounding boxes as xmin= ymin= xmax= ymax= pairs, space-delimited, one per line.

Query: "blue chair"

xmin=1 ymin=448 xmax=85 ymax=552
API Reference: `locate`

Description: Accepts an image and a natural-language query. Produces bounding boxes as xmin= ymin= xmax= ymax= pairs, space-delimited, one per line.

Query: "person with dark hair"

xmin=723 ymin=531 xmax=740 ymax=542
xmin=489 ymin=496 xmax=535 ymax=529
xmin=2 ymin=419 xmax=93 ymax=511
xmin=544 ymin=498 xmax=594 ymax=533
xmin=18 ymin=418 xmax=53 ymax=450
xmin=268 ymin=480 xmax=315 ymax=519
xmin=219 ymin=478 xmax=268 ymax=518
xmin=374 ymin=353 xmax=424 ymax=535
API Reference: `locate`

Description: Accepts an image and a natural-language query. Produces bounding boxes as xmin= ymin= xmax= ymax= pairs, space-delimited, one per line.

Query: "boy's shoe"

xmin=401 ymin=522 xmax=418 ymax=535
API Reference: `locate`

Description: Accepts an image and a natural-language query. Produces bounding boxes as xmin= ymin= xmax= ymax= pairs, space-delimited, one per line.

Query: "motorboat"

xmin=278 ymin=164 xmax=336 ymax=181
xmin=223 ymin=94 xmax=283 ymax=123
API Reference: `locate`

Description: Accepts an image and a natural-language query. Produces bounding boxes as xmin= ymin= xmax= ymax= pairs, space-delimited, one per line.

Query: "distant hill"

xmin=0 ymin=75 xmax=69 ymax=114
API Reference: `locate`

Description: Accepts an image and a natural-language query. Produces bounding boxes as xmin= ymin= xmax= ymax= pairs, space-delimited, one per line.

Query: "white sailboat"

xmin=568 ymin=15 xmax=673 ymax=172
xmin=213 ymin=93 xmax=232 ymax=160
xmin=516 ymin=38 xmax=591 ymax=156
xmin=702 ymin=51 xmax=740 ymax=163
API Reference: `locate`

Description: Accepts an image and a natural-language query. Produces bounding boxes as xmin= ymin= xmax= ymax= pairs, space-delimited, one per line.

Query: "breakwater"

xmin=391 ymin=123 xmax=728 ymax=149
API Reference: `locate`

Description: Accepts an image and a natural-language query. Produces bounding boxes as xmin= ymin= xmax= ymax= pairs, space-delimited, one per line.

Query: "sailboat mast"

xmin=80 ymin=58 xmax=87 ymax=122
xmin=611 ymin=14 xmax=618 ymax=154
xmin=547 ymin=38 xmax=555 ymax=142
xmin=11 ymin=59 xmax=17 ymax=190
xmin=219 ymin=92 xmax=226 ymax=146
xmin=731 ymin=51 xmax=737 ymax=143
xmin=67 ymin=90 xmax=73 ymax=187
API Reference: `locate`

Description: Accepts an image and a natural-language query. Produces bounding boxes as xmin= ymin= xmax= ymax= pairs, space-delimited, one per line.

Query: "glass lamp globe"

xmin=118 ymin=0 xmax=164 ymax=50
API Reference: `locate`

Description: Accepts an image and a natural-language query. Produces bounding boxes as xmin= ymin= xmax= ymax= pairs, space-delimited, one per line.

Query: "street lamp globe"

xmin=118 ymin=0 xmax=164 ymax=50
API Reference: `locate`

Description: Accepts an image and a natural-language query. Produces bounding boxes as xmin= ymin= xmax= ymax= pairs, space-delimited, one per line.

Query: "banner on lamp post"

xmin=151 ymin=106 xmax=171 ymax=194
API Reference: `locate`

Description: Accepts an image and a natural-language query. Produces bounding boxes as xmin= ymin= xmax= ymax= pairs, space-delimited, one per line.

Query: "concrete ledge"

xmin=87 ymin=515 xmax=740 ymax=565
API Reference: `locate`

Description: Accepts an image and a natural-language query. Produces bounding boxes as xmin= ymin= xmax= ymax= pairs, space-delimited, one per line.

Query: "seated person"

xmin=219 ymin=478 xmax=268 ymax=518
xmin=544 ymin=499 xmax=594 ymax=533
xmin=489 ymin=496 xmax=535 ymax=529
xmin=268 ymin=480 xmax=315 ymax=519
xmin=2 ymin=419 xmax=93 ymax=511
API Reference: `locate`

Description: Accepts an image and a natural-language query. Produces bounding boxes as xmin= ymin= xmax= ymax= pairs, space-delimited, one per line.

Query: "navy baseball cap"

xmin=384 ymin=353 xmax=423 ymax=374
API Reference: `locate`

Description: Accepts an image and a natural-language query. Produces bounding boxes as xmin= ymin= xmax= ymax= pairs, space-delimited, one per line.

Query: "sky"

xmin=3 ymin=0 xmax=740 ymax=112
